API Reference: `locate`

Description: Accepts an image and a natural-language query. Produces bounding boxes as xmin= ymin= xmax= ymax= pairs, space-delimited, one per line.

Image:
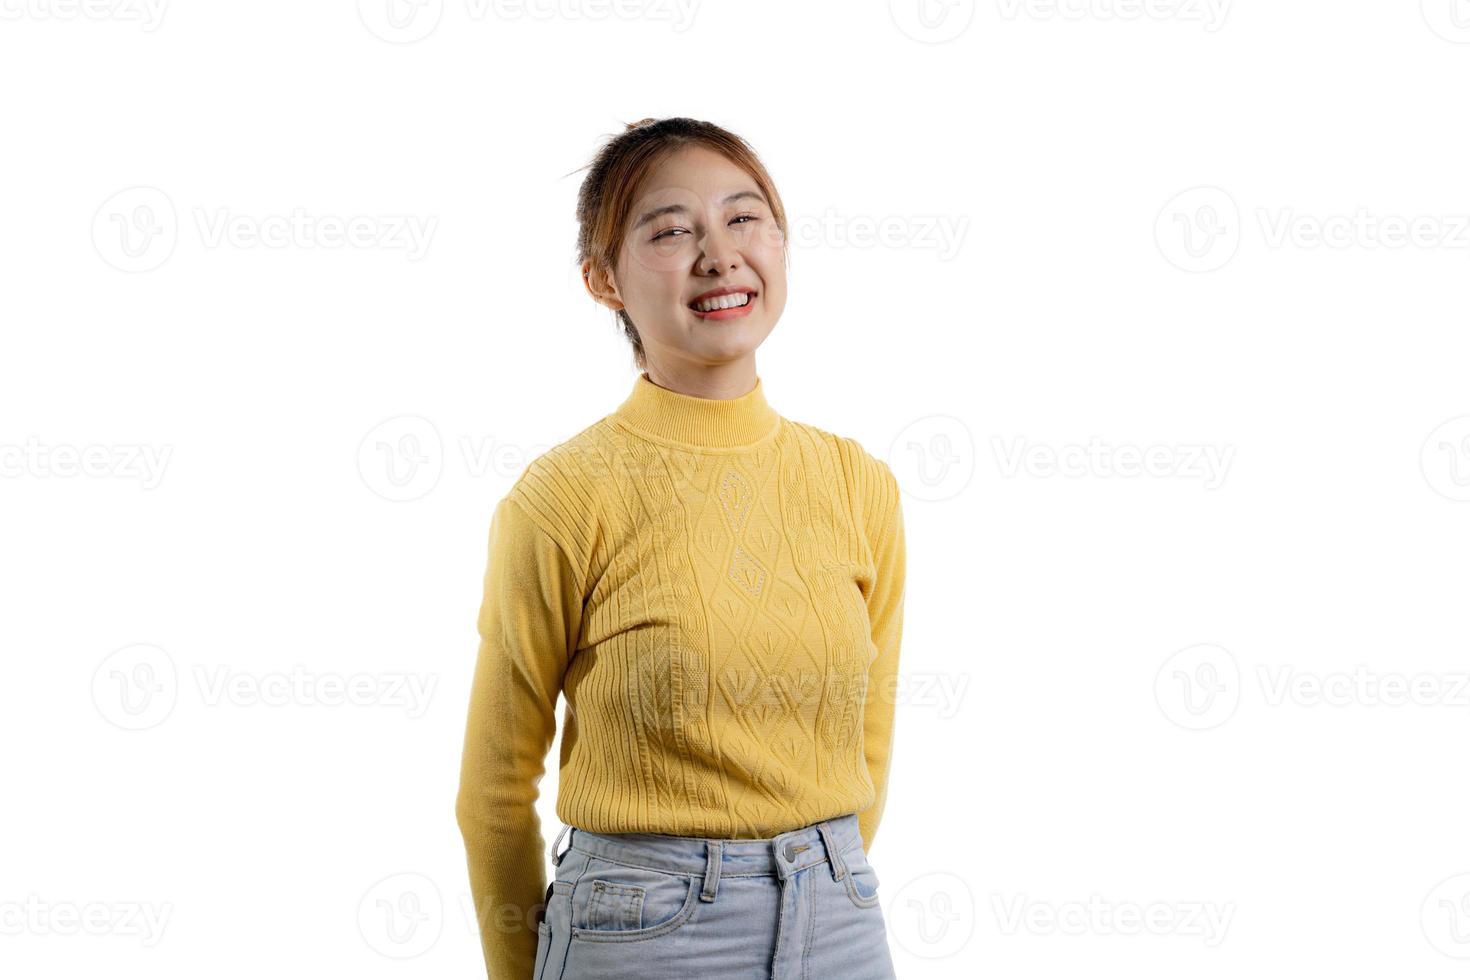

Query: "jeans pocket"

xmin=570 ymin=860 xmax=702 ymax=943
xmin=541 ymin=880 xmax=575 ymax=976
xmin=841 ymin=843 xmax=883 ymax=910
xmin=587 ymin=879 xmax=645 ymax=930
xmin=533 ymin=921 xmax=551 ymax=980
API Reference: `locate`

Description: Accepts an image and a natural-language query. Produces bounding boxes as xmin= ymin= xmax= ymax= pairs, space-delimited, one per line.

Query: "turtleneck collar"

xmin=609 ymin=371 xmax=782 ymax=449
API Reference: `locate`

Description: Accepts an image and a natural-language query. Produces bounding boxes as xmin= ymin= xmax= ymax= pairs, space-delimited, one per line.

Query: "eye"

xmin=652 ymin=214 xmax=759 ymax=242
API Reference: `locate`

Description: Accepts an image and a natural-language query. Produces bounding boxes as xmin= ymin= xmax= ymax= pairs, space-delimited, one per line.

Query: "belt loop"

xmin=700 ymin=840 xmax=722 ymax=902
xmin=816 ymin=820 xmax=847 ymax=881
xmin=549 ymin=823 xmax=571 ymax=867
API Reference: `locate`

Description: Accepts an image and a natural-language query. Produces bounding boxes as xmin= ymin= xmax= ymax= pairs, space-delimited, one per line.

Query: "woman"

xmin=456 ymin=116 xmax=907 ymax=980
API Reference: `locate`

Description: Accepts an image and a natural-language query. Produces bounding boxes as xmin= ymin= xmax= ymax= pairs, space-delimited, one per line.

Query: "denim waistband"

xmin=551 ymin=811 xmax=864 ymax=883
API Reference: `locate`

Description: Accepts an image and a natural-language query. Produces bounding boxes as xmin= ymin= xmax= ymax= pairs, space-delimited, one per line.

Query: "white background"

xmin=3 ymin=1 xmax=1470 ymax=977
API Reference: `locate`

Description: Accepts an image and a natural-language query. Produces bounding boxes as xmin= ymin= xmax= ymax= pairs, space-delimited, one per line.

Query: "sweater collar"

xmin=610 ymin=371 xmax=781 ymax=449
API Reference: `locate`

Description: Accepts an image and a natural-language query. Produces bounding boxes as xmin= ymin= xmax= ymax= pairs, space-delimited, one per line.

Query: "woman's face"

xmin=595 ymin=145 xmax=787 ymax=371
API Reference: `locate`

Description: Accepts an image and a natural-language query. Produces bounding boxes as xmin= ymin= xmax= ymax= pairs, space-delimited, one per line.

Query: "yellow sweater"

xmin=455 ymin=371 xmax=906 ymax=979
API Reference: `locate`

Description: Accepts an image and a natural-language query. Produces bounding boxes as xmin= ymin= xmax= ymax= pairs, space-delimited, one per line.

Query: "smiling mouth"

xmin=689 ymin=292 xmax=755 ymax=313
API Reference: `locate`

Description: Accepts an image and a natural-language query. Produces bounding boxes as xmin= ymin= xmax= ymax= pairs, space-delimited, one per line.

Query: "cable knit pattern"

xmin=455 ymin=371 xmax=906 ymax=980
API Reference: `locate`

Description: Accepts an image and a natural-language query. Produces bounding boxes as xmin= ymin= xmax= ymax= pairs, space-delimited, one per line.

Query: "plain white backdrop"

xmin=3 ymin=2 xmax=1470 ymax=977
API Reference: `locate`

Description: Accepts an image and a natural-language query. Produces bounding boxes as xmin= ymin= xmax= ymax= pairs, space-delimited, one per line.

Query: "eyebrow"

xmin=633 ymin=191 xmax=767 ymax=229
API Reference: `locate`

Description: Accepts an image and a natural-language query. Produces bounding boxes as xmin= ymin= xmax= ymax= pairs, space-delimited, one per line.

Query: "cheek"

xmin=617 ymin=256 xmax=685 ymax=314
xmin=760 ymin=286 xmax=786 ymax=324
xmin=747 ymin=233 xmax=786 ymax=284
xmin=623 ymin=233 xmax=693 ymax=280
xmin=754 ymin=256 xmax=786 ymax=306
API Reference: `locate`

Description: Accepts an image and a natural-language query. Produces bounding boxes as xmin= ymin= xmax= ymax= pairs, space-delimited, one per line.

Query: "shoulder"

xmin=785 ymin=420 xmax=900 ymax=541
xmin=498 ymin=421 xmax=610 ymax=578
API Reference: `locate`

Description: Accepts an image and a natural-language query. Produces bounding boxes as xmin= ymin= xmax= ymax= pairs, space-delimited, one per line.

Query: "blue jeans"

xmin=533 ymin=811 xmax=897 ymax=980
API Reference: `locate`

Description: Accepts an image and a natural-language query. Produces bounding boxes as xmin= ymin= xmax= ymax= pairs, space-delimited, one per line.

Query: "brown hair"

xmin=571 ymin=117 xmax=789 ymax=370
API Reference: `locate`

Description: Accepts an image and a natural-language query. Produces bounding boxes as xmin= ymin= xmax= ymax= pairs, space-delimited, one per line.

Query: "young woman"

xmin=456 ymin=117 xmax=907 ymax=980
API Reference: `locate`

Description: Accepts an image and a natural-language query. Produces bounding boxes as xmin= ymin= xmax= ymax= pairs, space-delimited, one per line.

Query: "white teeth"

xmin=694 ymin=292 xmax=750 ymax=312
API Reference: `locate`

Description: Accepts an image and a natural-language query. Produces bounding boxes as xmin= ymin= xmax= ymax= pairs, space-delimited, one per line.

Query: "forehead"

xmin=635 ymin=145 xmax=763 ymax=204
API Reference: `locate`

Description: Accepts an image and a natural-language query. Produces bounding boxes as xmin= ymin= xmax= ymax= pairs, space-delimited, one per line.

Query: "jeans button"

xmin=783 ymin=840 xmax=797 ymax=862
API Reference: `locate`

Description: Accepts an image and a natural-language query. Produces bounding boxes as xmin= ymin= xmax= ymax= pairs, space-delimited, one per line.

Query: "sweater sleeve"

xmin=857 ymin=463 xmax=906 ymax=854
xmin=455 ymin=491 xmax=584 ymax=980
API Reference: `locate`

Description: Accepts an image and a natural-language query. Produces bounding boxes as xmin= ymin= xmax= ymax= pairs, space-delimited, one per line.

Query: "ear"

xmin=582 ymin=260 xmax=624 ymax=311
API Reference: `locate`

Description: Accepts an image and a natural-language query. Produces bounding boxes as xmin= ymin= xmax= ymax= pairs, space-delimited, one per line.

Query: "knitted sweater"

xmin=454 ymin=370 xmax=907 ymax=979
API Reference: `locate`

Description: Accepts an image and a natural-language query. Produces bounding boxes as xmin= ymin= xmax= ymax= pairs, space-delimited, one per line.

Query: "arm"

xmin=857 ymin=464 xmax=906 ymax=853
xmin=455 ymin=492 xmax=584 ymax=980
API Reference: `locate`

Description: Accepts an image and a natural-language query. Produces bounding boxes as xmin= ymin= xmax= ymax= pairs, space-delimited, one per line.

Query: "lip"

xmin=688 ymin=285 xmax=758 ymax=321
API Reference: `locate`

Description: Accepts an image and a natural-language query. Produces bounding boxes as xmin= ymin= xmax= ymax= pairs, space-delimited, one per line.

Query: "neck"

xmin=642 ymin=358 xmax=758 ymax=401
xmin=610 ymin=370 xmax=781 ymax=449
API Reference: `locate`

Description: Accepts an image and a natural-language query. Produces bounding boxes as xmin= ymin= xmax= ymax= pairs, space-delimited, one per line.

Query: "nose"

xmin=697 ymin=221 xmax=739 ymax=274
